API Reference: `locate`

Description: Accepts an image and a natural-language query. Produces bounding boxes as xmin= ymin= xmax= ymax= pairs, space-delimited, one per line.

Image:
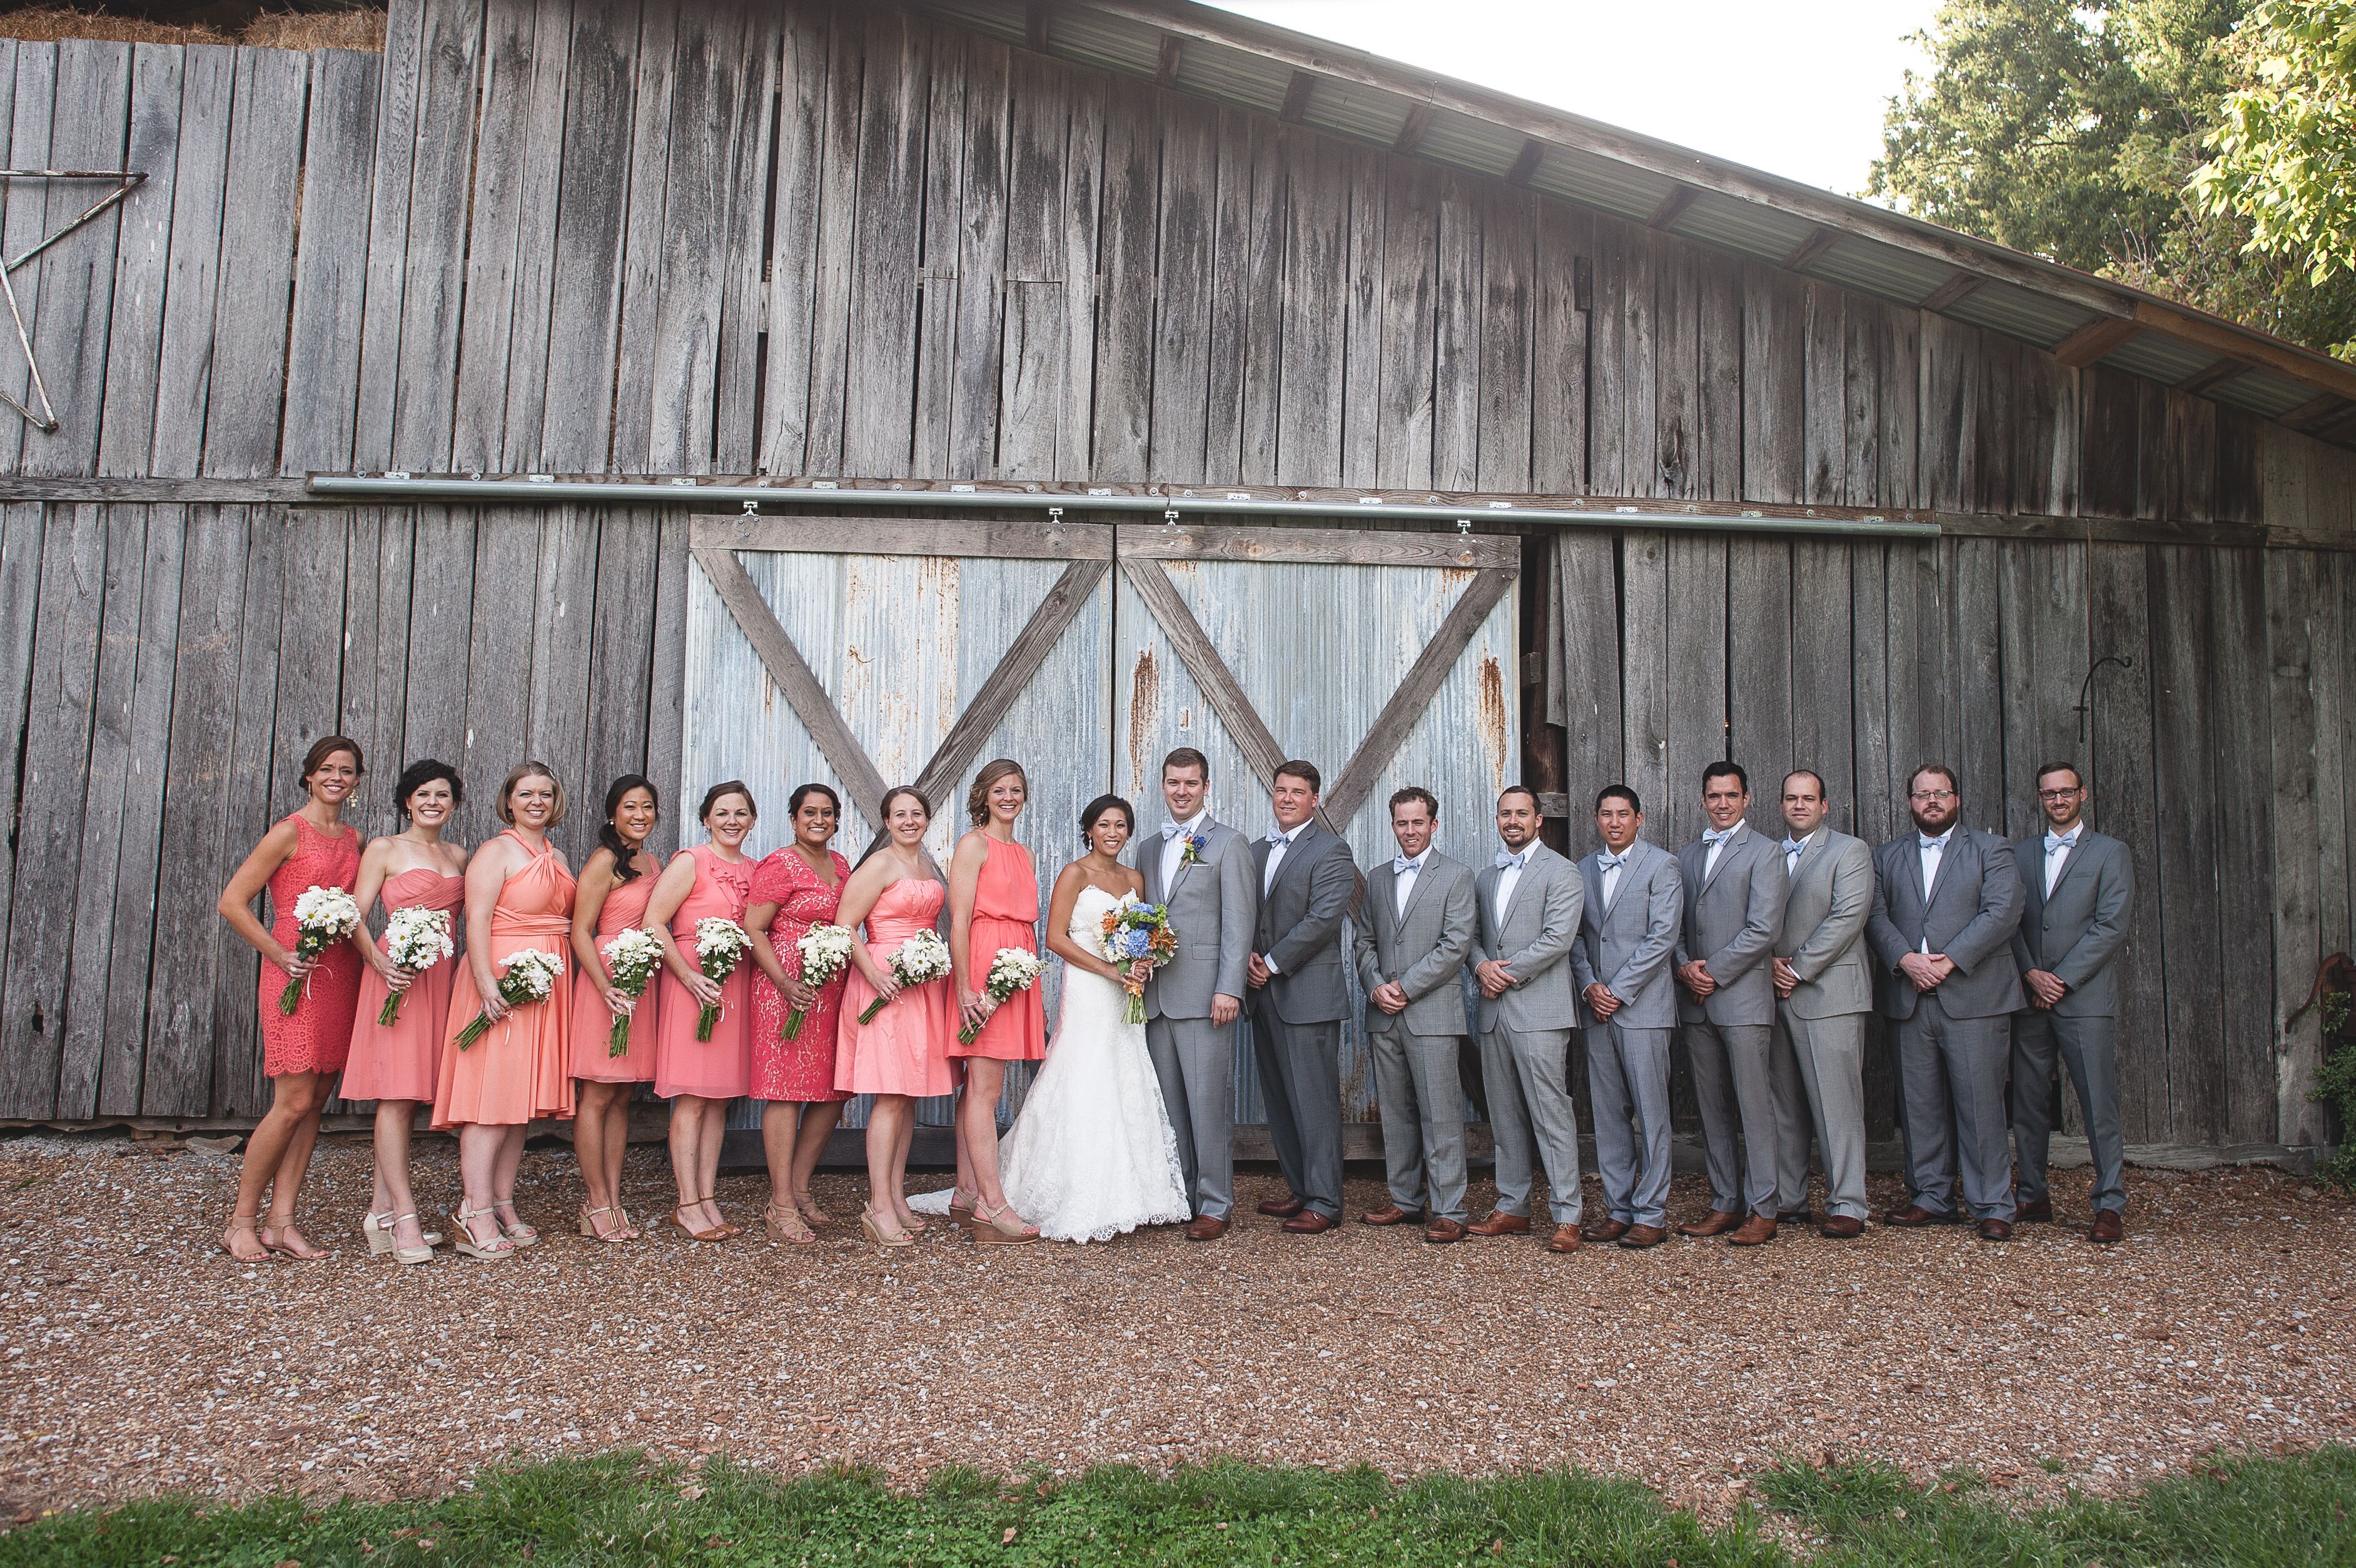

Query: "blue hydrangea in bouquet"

xmin=1097 ymin=894 xmax=1178 ymax=1024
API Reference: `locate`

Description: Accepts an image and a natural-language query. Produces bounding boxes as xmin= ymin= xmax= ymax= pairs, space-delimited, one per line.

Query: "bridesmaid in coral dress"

xmin=344 ymin=759 xmax=469 ymax=1265
xmin=567 ymin=774 xmax=665 ymax=1243
xmin=946 ymin=760 xmax=1046 ymax=1244
xmin=216 ymin=735 xmax=368 ymax=1262
xmin=746 ymin=782 xmax=853 ymax=1245
xmin=432 ymin=762 xmax=577 ymax=1261
xmin=644 ymin=781 xmax=759 ymax=1242
xmin=836 ymin=786 xmax=959 ymax=1247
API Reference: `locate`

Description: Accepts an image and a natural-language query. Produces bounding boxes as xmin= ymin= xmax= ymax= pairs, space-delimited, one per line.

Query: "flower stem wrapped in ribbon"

xmin=958 ymin=946 xmax=1044 ymax=1044
xmin=787 ymin=923 xmax=854 ymax=1039
xmin=599 ymin=927 xmax=665 ymax=1058
xmin=857 ymin=929 xmax=951 ymax=1024
xmin=375 ymin=905 xmax=455 ymax=1026
xmin=692 ymin=918 xmax=752 ymax=1042
xmin=453 ymin=948 xmax=565 ymax=1051
xmin=278 ymin=886 xmax=362 ymax=1016
xmin=1098 ymin=895 xmax=1178 ymax=1024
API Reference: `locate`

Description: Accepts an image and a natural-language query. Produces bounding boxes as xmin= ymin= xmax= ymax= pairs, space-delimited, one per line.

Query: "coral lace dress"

xmin=343 ymin=867 xmax=465 ymax=1103
xmin=836 ymin=878 xmax=958 ymax=1098
xmin=570 ymin=867 xmax=661 ymax=1085
xmin=652 ymin=844 xmax=754 ymax=1100
xmin=951 ymin=836 xmax=1046 ymax=1061
xmin=256 ymin=813 xmax=363 ymax=1078
xmin=432 ymin=832 xmax=577 ymax=1128
xmin=748 ymin=846 xmax=853 ymax=1103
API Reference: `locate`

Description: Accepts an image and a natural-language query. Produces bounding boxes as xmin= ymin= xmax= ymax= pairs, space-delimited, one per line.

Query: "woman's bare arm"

xmin=216 ymin=819 xmax=302 ymax=974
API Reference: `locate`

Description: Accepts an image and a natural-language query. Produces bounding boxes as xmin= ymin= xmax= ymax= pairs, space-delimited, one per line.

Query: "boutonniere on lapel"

xmin=1178 ymin=827 xmax=1208 ymax=868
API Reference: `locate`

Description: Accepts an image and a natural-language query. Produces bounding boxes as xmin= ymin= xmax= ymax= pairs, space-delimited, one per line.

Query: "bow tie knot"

xmin=2045 ymin=831 xmax=2078 ymax=852
xmin=1160 ymin=821 xmax=1191 ymax=841
xmin=1596 ymin=852 xmax=1625 ymax=871
xmin=1494 ymin=851 xmax=1527 ymax=871
xmin=1267 ymin=827 xmax=1295 ymax=845
xmin=1782 ymin=836 xmax=1807 ymax=856
xmin=1919 ymin=833 xmax=1949 ymax=851
xmin=1392 ymin=854 xmax=1421 ymax=876
xmin=1702 ymin=827 xmax=1736 ymax=846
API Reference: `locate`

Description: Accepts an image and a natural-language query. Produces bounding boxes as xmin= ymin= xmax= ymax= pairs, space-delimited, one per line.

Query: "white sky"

xmin=1201 ymin=1 xmax=1944 ymax=198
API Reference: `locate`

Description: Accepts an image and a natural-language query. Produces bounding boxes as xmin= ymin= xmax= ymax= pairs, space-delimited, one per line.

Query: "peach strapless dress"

xmin=432 ymin=832 xmax=577 ymax=1128
xmin=343 ymin=867 xmax=465 ymax=1103
xmin=837 ymin=877 xmax=957 ymax=1098
xmin=652 ymin=844 xmax=754 ymax=1100
xmin=572 ymin=868 xmax=660 ymax=1083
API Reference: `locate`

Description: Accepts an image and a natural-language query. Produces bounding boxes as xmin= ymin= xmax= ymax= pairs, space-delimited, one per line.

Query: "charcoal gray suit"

xmin=1470 ymin=841 xmax=1586 ymax=1225
xmin=1353 ymin=849 xmax=1479 ymax=1223
xmin=1569 ymin=839 xmax=1684 ymax=1229
xmin=1674 ymin=822 xmax=1790 ymax=1218
xmin=2010 ymin=826 xmax=2135 ymax=1216
xmin=1136 ymin=814 xmax=1260 ymax=1222
xmin=1866 ymin=824 xmax=2025 ymax=1221
xmin=1768 ymin=825 xmax=1875 ymax=1222
xmin=1251 ymin=822 xmax=1357 ymax=1222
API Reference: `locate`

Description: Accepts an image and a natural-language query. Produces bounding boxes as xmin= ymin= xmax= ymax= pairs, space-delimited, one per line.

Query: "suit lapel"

xmin=1923 ymin=829 xmax=1964 ymax=909
xmin=1499 ymin=845 xmax=1545 ymax=927
xmin=1699 ymin=829 xmax=1741 ymax=896
xmin=1270 ymin=825 xmax=1320 ymax=903
xmin=1397 ymin=856 xmax=1438 ymax=930
xmin=2043 ymin=834 xmax=2088 ymax=903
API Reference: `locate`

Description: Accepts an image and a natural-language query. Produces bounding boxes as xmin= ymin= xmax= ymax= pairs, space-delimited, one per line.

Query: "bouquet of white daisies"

xmin=785 ymin=923 xmax=854 ymax=1039
xmin=375 ymin=905 xmax=455 ymax=1026
xmin=599 ymin=926 xmax=666 ymax=1057
xmin=857 ymin=929 xmax=950 ymax=1024
xmin=958 ymin=946 xmax=1044 ymax=1044
xmin=453 ymin=948 xmax=565 ymax=1050
xmin=692 ymin=917 xmax=751 ymax=1041
xmin=278 ymin=885 xmax=362 ymax=1015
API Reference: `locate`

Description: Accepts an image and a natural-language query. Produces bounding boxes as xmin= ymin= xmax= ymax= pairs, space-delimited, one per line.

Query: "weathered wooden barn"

xmin=0 ymin=0 xmax=2350 ymax=1160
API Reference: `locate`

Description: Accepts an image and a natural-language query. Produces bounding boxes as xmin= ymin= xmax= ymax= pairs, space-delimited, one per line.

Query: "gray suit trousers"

xmin=1146 ymin=1015 xmax=1235 ymax=1220
xmin=1479 ymin=1024 xmax=1582 ymax=1224
xmin=1771 ymin=1009 xmax=1870 ymax=1220
xmin=1368 ymin=1023 xmax=1470 ymax=1222
xmin=1896 ymin=991 xmax=2012 ymax=1220
xmin=1251 ymin=1008 xmax=1345 ymax=1220
xmin=1685 ymin=1021 xmax=1779 ymax=1216
xmin=2011 ymin=1010 xmax=2126 ymax=1214
xmin=1582 ymin=1021 xmax=1672 ymax=1227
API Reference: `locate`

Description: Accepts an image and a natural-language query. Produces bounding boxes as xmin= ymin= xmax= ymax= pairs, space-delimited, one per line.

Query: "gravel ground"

xmin=0 ymin=1131 xmax=2348 ymax=1518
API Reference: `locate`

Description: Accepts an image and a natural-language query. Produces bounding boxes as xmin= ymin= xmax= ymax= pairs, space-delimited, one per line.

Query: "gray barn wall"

xmin=0 ymin=4 xmax=2349 ymax=1148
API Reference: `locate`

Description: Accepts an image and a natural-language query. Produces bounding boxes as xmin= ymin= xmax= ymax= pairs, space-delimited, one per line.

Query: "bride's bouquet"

xmin=857 ymin=929 xmax=951 ymax=1024
xmin=374 ymin=905 xmax=455 ymax=1026
xmin=453 ymin=948 xmax=565 ymax=1050
xmin=958 ymin=946 xmax=1044 ymax=1043
xmin=278 ymin=885 xmax=362 ymax=1014
xmin=599 ymin=927 xmax=665 ymax=1057
xmin=1098 ymin=895 xmax=1177 ymax=1024
xmin=692 ymin=918 xmax=752 ymax=1041
xmin=785 ymin=923 xmax=854 ymax=1039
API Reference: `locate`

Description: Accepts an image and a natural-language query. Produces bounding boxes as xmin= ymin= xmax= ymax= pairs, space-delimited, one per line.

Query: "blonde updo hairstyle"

xmin=966 ymin=758 xmax=1028 ymax=827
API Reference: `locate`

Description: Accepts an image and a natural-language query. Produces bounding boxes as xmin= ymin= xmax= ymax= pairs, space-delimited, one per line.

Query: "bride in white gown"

xmin=911 ymin=795 xmax=1190 ymax=1243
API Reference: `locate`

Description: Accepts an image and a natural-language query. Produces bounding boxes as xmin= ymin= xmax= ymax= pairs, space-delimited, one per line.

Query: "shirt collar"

xmin=1919 ymin=827 xmax=1954 ymax=849
xmin=1270 ymin=821 xmax=1308 ymax=844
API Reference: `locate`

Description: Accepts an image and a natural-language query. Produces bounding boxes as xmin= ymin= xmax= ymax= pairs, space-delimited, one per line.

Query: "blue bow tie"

xmin=1268 ymin=827 xmax=1295 ymax=844
xmin=1596 ymin=852 xmax=1626 ymax=871
xmin=1919 ymin=832 xmax=1949 ymax=851
xmin=1702 ymin=827 xmax=1736 ymax=846
xmin=1782 ymin=836 xmax=1807 ymax=856
xmin=2045 ymin=831 xmax=2078 ymax=852
xmin=1161 ymin=821 xmax=1194 ymax=840
xmin=1494 ymin=851 xmax=1526 ymax=871
xmin=1392 ymin=854 xmax=1422 ymax=876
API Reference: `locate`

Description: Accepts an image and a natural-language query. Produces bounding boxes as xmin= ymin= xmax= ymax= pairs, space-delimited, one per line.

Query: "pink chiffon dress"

xmin=951 ymin=836 xmax=1046 ymax=1062
xmin=343 ymin=867 xmax=465 ymax=1102
xmin=836 ymin=877 xmax=958 ymax=1098
xmin=748 ymin=847 xmax=854 ymax=1103
xmin=652 ymin=844 xmax=754 ymax=1100
xmin=256 ymin=813 xmax=363 ymax=1078
xmin=570 ymin=867 xmax=661 ymax=1084
xmin=431 ymin=832 xmax=577 ymax=1128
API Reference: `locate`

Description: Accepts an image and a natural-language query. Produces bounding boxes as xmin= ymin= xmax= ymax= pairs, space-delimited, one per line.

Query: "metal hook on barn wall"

xmin=0 ymin=169 xmax=148 ymax=433
xmin=2073 ymin=652 xmax=2135 ymax=817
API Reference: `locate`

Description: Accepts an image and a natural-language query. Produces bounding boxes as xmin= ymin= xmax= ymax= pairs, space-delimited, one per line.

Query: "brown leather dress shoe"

xmin=1975 ymin=1217 xmax=2015 ymax=1242
xmin=1466 ymin=1211 xmax=1531 ymax=1236
xmin=1617 ymin=1223 xmax=1667 ymax=1248
xmin=2015 ymin=1199 xmax=2055 ymax=1223
xmin=1545 ymin=1223 xmax=1582 ymax=1253
xmin=2088 ymin=1209 xmax=2123 ymax=1244
xmin=1819 ymin=1215 xmax=1865 ymax=1238
xmin=1360 ymin=1205 xmax=1422 ymax=1227
xmin=1882 ymin=1203 xmax=1946 ymax=1228
xmin=1727 ymin=1213 xmax=1779 ymax=1247
xmin=1677 ymin=1208 xmax=1741 ymax=1238
xmin=1423 ymin=1216 xmax=1467 ymax=1244
xmin=1282 ymin=1210 xmax=1337 ymax=1234
xmin=1185 ymin=1214 xmax=1229 ymax=1240
xmin=1256 ymin=1194 xmax=1307 ymax=1218
xmin=1777 ymin=1208 xmax=1814 ymax=1225
xmin=1580 ymin=1217 xmax=1630 ymax=1244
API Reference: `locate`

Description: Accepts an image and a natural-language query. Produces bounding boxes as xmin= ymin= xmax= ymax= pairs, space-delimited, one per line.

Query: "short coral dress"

xmin=652 ymin=844 xmax=754 ymax=1101
xmin=343 ymin=867 xmax=465 ymax=1103
xmin=952 ymin=836 xmax=1046 ymax=1062
xmin=256 ymin=812 xmax=363 ymax=1078
xmin=432 ymin=832 xmax=577 ymax=1129
xmin=748 ymin=846 xmax=853 ymax=1103
xmin=837 ymin=877 xmax=958 ymax=1098
xmin=570 ymin=864 xmax=661 ymax=1085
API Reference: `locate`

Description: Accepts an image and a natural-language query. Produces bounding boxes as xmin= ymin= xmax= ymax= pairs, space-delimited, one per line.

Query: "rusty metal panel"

xmin=1111 ymin=537 xmax=1519 ymax=1125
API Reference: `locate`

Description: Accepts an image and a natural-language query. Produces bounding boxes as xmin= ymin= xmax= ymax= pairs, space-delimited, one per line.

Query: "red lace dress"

xmin=256 ymin=813 xmax=363 ymax=1078
xmin=748 ymin=846 xmax=853 ymax=1103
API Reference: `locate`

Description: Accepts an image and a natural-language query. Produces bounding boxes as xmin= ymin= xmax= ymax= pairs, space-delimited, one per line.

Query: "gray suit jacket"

xmin=1568 ymin=839 xmax=1683 ymax=1029
xmin=1352 ymin=851 xmax=1477 ymax=1039
xmin=1251 ymin=823 xmax=1357 ymax=1026
xmin=1672 ymin=824 xmax=1789 ymax=1026
xmin=1133 ymin=816 xmax=1259 ymax=1021
xmin=1774 ymin=826 xmax=1874 ymax=1020
xmin=1866 ymin=826 xmax=2025 ymax=1021
xmin=2010 ymin=829 xmax=2133 ymax=1018
xmin=1469 ymin=842 xmax=1583 ymax=1034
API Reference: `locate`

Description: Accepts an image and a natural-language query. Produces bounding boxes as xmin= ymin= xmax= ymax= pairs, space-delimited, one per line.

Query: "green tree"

xmin=2195 ymin=0 xmax=2356 ymax=290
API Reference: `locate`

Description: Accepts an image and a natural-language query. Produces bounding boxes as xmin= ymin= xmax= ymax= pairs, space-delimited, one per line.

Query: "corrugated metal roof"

xmin=1414 ymin=104 xmax=1522 ymax=179
xmin=1303 ymin=76 xmax=1414 ymax=146
xmin=1945 ymin=279 xmax=2091 ymax=349
xmin=2217 ymin=368 xmax=2315 ymax=420
xmin=1667 ymin=191 xmax=1814 ymax=263
xmin=1171 ymin=33 xmax=1295 ymax=112
xmin=1047 ymin=5 xmax=1165 ymax=74
xmin=1804 ymin=233 xmax=1953 ymax=305
xmin=2101 ymin=331 xmax=2215 ymax=386
xmin=1524 ymin=143 xmax=1673 ymax=221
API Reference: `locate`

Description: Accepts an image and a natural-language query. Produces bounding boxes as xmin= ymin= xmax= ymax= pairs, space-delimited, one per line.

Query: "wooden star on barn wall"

xmin=0 ymin=167 xmax=146 ymax=432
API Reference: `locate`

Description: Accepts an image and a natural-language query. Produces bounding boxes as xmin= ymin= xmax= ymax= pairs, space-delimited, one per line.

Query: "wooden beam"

xmin=2282 ymin=393 xmax=2345 ymax=432
xmin=1279 ymin=69 xmax=1315 ymax=124
xmin=1645 ymin=184 xmax=1696 ymax=230
xmin=2177 ymin=357 xmax=2254 ymax=397
xmin=1120 ymin=522 xmax=1518 ymax=569
xmin=690 ymin=514 xmax=1113 ymax=562
xmin=1118 ymin=556 xmax=1295 ymax=798
xmin=1323 ymin=566 xmax=1519 ymax=824
xmin=1506 ymin=138 xmax=1545 ymax=190
xmin=2052 ymin=316 xmax=2145 ymax=369
xmin=1917 ymin=272 xmax=1984 ymax=313
xmin=1155 ymin=33 xmax=1181 ymax=86
xmin=1391 ymin=102 xmax=1431 ymax=155
xmin=2135 ymin=298 xmax=2356 ymax=403
xmin=1779 ymin=226 xmax=1837 ymax=273
xmin=1025 ymin=3 xmax=1051 ymax=52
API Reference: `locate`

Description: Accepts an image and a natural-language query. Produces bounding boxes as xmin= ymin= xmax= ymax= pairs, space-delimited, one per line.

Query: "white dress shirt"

xmin=1701 ymin=819 xmax=1746 ymax=879
xmin=1598 ymin=848 xmax=1628 ymax=910
xmin=1783 ymin=826 xmax=1815 ymax=878
xmin=2043 ymin=824 xmax=2080 ymax=895
xmin=1261 ymin=821 xmax=1310 ymax=972
xmin=1160 ymin=810 xmax=1207 ymax=892
xmin=1493 ymin=848 xmax=1529 ymax=928
xmin=1917 ymin=827 xmax=1953 ymax=953
xmin=1392 ymin=849 xmax=1430 ymax=919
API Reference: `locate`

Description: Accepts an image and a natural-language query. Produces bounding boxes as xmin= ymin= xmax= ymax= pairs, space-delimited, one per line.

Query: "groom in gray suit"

xmin=1352 ymin=786 xmax=1479 ymax=1242
xmin=1768 ymin=769 xmax=1876 ymax=1238
xmin=1247 ymin=761 xmax=1358 ymax=1233
xmin=1136 ymin=747 xmax=1260 ymax=1241
xmin=2010 ymin=761 xmax=2135 ymax=1244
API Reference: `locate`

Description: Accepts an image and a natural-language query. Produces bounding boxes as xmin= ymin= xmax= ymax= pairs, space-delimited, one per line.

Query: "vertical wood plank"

xmin=213 ymin=505 xmax=285 ymax=1117
xmin=1372 ymin=156 xmax=1437 ymax=492
xmin=149 ymin=44 xmax=234 ymax=480
xmin=495 ymin=0 xmax=579 ymax=472
xmin=1879 ymin=305 xmax=1921 ymax=510
xmin=525 ymin=506 xmax=600 ymax=864
xmin=96 ymin=43 xmax=183 ymax=481
xmin=1585 ymin=217 xmax=1628 ymax=497
xmin=609 ymin=0 xmax=678 ymax=473
xmin=1091 ymin=81 xmax=1160 ymax=482
xmin=1531 ymin=198 xmax=1587 ymax=496
xmin=1338 ymin=144 xmax=1385 ymax=490
xmin=1849 ymin=542 xmax=1894 ymax=846
xmin=2211 ymin=547 xmax=2277 ymax=1140
xmin=582 ymin=506 xmax=660 ymax=816
xmin=757 ymin=0 xmax=827 ymax=476
xmin=1801 ymin=280 xmax=1844 ymax=506
xmin=389 ymin=0 xmax=487 ymax=472
xmin=1740 ymin=260 xmax=1801 ymax=505
xmin=1651 ymin=235 xmax=1697 ymax=500
xmin=839 ymin=6 xmax=925 ymax=480
xmin=1275 ymin=126 xmax=1347 ymax=488
xmin=909 ymin=21 xmax=969 ymax=480
xmin=1430 ymin=168 xmax=1480 ymax=492
xmin=2148 ymin=545 xmax=2223 ymax=1141
xmin=1619 ymin=529 xmax=1669 ymax=825
xmin=338 ymin=507 xmax=413 ymax=839
xmin=2267 ymin=549 xmax=2325 ymax=1145
xmin=280 ymin=46 xmax=382 ymax=476
xmin=1946 ymin=535 xmax=2004 ymax=821
xmin=1974 ymin=334 xmax=2018 ymax=516
xmin=537 ymin=0 xmax=639 ymax=472
xmin=1150 ymin=89 xmax=1216 ymax=485
xmin=2078 ymin=365 xmax=2139 ymax=520
xmin=448 ymin=0 xmax=552 ymax=471
xmin=0 ymin=44 xmax=54 ymax=475
xmin=1791 ymin=539 xmax=1856 ymax=833
xmin=203 ymin=48 xmax=308 ymax=480
xmin=1473 ymin=184 xmax=1532 ymax=495
xmin=709 ymin=4 xmax=778 ymax=475
xmin=1841 ymin=293 xmax=1881 ymax=506
xmin=1918 ymin=311 xmax=1976 ymax=513
xmin=2086 ymin=543 xmax=2165 ymax=1140
xmin=455 ymin=510 xmax=542 ymax=841
xmin=1662 ymin=533 xmax=1727 ymax=850
xmin=24 ymin=41 xmax=133 ymax=480
xmin=1726 ymin=536 xmax=1793 ymax=836
xmin=1555 ymin=531 xmax=1618 ymax=856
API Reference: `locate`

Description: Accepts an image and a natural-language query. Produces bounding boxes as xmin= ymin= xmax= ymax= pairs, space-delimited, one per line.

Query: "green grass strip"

xmin=1 ymin=1445 xmax=2348 ymax=1566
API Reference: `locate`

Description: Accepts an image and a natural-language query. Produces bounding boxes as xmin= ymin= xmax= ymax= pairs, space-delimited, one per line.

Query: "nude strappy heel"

xmin=363 ymin=1211 xmax=444 ymax=1255
xmin=493 ymin=1205 xmax=540 ymax=1247
xmin=861 ymin=1204 xmax=916 ymax=1249
xmin=792 ymin=1190 xmax=831 ymax=1227
xmin=764 ymin=1201 xmax=816 ymax=1244
xmin=973 ymin=1198 xmax=1040 ymax=1246
xmin=222 ymin=1215 xmax=275 ymax=1263
xmin=672 ymin=1205 xmax=729 ymax=1242
xmin=450 ymin=1203 xmax=515 ymax=1262
xmin=258 ymin=1218 xmax=330 ymax=1261
xmin=578 ymin=1205 xmax=629 ymax=1243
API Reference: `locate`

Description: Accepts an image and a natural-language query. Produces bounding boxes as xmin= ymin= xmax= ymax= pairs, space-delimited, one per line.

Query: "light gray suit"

xmin=1470 ymin=842 xmax=1585 ymax=1225
xmin=1353 ymin=850 xmax=1479 ymax=1222
xmin=1767 ymin=825 xmax=1875 ymax=1221
xmin=1674 ymin=823 xmax=1790 ymax=1217
xmin=1251 ymin=822 xmax=1357 ymax=1221
xmin=1867 ymin=824 xmax=2025 ymax=1220
xmin=1135 ymin=814 xmax=1260 ymax=1221
xmin=2010 ymin=827 xmax=2135 ymax=1216
xmin=1568 ymin=839 xmax=1684 ymax=1228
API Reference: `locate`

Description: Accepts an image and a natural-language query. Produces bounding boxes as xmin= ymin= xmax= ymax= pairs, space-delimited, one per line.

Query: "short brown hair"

xmin=1161 ymin=747 xmax=1209 ymax=781
xmin=1388 ymin=786 xmax=1438 ymax=820
xmin=967 ymin=759 xmax=1028 ymax=826
xmin=1274 ymin=759 xmax=1322 ymax=793
xmin=496 ymin=761 xmax=567 ymax=827
xmin=1497 ymin=784 xmax=1540 ymax=811
xmin=879 ymin=784 xmax=933 ymax=823
xmin=1908 ymin=763 xmax=1959 ymax=797
xmin=699 ymin=779 xmax=756 ymax=821
xmin=298 ymin=734 xmax=365 ymax=787
xmin=2033 ymin=760 xmax=2083 ymax=790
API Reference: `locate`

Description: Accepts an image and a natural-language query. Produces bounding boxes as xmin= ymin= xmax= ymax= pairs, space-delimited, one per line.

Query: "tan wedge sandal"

xmin=973 ymin=1198 xmax=1041 ymax=1245
xmin=450 ymin=1203 xmax=515 ymax=1262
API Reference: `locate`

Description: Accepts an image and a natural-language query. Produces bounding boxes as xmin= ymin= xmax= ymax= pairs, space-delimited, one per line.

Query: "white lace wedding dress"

xmin=910 ymin=884 xmax=1191 ymax=1243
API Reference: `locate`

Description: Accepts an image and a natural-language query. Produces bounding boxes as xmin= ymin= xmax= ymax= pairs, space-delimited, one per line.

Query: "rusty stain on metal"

xmin=1478 ymin=652 xmax=1510 ymax=787
xmin=1439 ymin=565 xmax=1474 ymax=589
xmin=1126 ymin=647 xmax=1161 ymax=796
